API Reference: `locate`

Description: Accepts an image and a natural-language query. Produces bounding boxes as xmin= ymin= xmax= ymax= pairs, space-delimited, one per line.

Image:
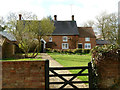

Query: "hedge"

xmin=46 ymin=48 xmax=90 ymax=54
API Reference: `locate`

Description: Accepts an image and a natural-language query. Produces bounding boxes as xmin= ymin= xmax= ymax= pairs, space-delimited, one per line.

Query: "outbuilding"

xmin=0 ymin=31 xmax=17 ymax=59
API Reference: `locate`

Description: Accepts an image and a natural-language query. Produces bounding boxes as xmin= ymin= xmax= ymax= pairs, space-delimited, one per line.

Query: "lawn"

xmin=48 ymin=53 xmax=91 ymax=82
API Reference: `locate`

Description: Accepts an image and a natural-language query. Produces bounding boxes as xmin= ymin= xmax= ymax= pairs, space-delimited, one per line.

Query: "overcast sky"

xmin=0 ymin=0 xmax=119 ymax=26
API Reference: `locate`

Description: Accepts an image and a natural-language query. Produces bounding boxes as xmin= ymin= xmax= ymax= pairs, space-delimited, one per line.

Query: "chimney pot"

xmin=72 ymin=15 xmax=74 ymax=21
xmin=54 ymin=15 xmax=57 ymax=21
xmin=19 ymin=14 xmax=22 ymax=20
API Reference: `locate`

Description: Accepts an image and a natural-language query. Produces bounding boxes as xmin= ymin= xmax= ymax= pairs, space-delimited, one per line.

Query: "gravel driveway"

xmin=39 ymin=53 xmax=88 ymax=89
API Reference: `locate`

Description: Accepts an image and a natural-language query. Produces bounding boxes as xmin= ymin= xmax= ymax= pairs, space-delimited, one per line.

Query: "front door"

xmin=40 ymin=41 xmax=44 ymax=53
xmin=78 ymin=43 xmax=82 ymax=49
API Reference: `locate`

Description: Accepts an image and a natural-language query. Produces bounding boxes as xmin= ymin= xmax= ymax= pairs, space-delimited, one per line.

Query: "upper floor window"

xmin=63 ymin=36 xmax=68 ymax=42
xmin=85 ymin=37 xmax=90 ymax=41
xmin=49 ymin=37 xmax=52 ymax=42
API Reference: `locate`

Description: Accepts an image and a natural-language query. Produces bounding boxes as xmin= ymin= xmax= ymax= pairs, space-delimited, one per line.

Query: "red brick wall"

xmin=2 ymin=60 xmax=48 ymax=89
xmin=92 ymin=51 xmax=120 ymax=89
xmin=95 ymin=57 xmax=120 ymax=89
xmin=46 ymin=35 xmax=96 ymax=49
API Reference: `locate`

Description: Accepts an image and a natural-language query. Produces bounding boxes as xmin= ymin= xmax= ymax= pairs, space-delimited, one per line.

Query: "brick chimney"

xmin=54 ymin=15 xmax=57 ymax=21
xmin=72 ymin=15 xmax=74 ymax=21
xmin=19 ymin=14 xmax=22 ymax=20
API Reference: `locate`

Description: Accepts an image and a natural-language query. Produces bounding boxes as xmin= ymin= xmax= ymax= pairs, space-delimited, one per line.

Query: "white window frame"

xmin=62 ymin=43 xmax=69 ymax=49
xmin=84 ymin=43 xmax=91 ymax=49
xmin=78 ymin=43 xmax=83 ymax=49
xmin=85 ymin=37 xmax=90 ymax=41
xmin=49 ymin=37 xmax=52 ymax=42
xmin=63 ymin=36 xmax=68 ymax=42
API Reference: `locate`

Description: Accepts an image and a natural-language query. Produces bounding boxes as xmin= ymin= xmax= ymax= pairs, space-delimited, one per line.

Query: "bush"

xmin=71 ymin=49 xmax=76 ymax=54
xmin=46 ymin=48 xmax=52 ymax=53
xmin=83 ymin=49 xmax=90 ymax=54
xmin=67 ymin=49 xmax=73 ymax=54
xmin=46 ymin=48 xmax=91 ymax=54
xmin=75 ymin=49 xmax=83 ymax=53
xmin=63 ymin=50 xmax=68 ymax=54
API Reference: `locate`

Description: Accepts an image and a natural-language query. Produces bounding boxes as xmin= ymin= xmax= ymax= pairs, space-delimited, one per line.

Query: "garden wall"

xmin=97 ymin=58 xmax=120 ymax=89
xmin=2 ymin=60 xmax=49 ymax=89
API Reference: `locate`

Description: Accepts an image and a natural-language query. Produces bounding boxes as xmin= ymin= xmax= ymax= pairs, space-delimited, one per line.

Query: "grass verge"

xmin=1 ymin=53 xmax=42 ymax=61
xmin=1 ymin=58 xmax=42 ymax=61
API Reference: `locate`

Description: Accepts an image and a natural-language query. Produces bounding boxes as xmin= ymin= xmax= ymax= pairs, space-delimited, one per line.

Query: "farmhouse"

xmin=45 ymin=15 xmax=96 ymax=50
xmin=18 ymin=14 xmax=96 ymax=51
xmin=0 ymin=31 xmax=17 ymax=59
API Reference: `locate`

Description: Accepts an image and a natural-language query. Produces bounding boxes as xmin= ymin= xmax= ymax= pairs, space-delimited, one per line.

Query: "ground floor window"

xmin=78 ymin=43 xmax=82 ymax=49
xmin=85 ymin=43 xmax=91 ymax=49
xmin=62 ymin=43 xmax=69 ymax=49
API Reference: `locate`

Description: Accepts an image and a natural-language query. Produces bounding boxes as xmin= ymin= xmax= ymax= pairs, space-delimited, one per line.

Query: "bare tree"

xmin=96 ymin=12 xmax=108 ymax=40
xmin=83 ymin=20 xmax=94 ymax=27
xmin=96 ymin=12 xmax=118 ymax=43
xmin=0 ymin=16 xmax=6 ymax=31
xmin=6 ymin=11 xmax=55 ymax=58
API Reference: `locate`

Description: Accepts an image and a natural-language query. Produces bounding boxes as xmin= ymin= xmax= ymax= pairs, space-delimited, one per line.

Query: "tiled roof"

xmin=52 ymin=21 xmax=79 ymax=35
xmin=78 ymin=27 xmax=96 ymax=38
xmin=96 ymin=40 xmax=110 ymax=45
xmin=0 ymin=31 xmax=17 ymax=41
xmin=18 ymin=20 xmax=97 ymax=37
xmin=18 ymin=20 xmax=79 ymax=36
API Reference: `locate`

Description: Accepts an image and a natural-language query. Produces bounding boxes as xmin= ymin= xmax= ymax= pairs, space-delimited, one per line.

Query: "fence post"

xmin=45 ymin=59 xmax=49 ymax=90
xmin=88 ymin=62 xmax=93 ymax=89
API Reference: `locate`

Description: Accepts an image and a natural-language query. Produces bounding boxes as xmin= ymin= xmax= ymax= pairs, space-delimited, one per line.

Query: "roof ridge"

xmin=77 ymin=26 xmax=96 ymax=38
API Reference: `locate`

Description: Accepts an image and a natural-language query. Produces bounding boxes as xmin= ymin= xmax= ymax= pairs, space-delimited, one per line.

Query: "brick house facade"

xmin=46 ymin=35 xmax=96 ymax=50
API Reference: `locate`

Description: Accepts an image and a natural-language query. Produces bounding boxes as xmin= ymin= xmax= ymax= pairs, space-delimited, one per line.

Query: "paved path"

xmin=39 ymin=53 xmax=88 ymax=89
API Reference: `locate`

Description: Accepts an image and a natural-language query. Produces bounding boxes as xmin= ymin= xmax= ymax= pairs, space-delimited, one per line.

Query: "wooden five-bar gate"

xmin=45 ymin=62 xmax=94 ymax=90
